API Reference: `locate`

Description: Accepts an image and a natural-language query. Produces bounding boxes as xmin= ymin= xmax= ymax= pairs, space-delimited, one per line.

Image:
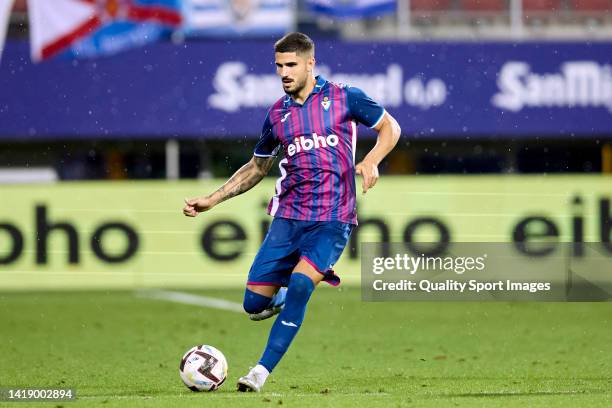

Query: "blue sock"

xmin=258 ymin=273 xmax=315 ymax=372
xmin=243 ymin=288 xmax=272 ymax=314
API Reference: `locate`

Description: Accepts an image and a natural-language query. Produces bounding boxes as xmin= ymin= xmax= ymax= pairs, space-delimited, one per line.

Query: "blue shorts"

xmin=247 ymin=217 xmax=354 ymax=287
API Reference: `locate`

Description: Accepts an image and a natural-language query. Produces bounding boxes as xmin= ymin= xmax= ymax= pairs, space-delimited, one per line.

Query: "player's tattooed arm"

xmin=183 ymin=156 xmax=275 ymax=217
xmin=213 ymin=156 xmax=274 ymax=201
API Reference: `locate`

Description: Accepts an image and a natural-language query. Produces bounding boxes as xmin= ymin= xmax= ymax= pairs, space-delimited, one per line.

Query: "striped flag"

xmin=306 ymin=0 xmax=396 ymax=19
xmin=0 ymin=0 xmax=15 ymax=61
xmin=27 ymin=0 xmax=182 ymax=62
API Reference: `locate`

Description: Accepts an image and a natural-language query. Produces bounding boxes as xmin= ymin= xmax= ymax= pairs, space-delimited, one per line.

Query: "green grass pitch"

xmin=1 ymin=287 xmax=611 ymax=407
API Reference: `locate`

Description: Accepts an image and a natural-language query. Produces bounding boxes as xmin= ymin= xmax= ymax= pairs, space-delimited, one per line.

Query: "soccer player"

xmin=183 ymin=32 xmax=401 ymax=392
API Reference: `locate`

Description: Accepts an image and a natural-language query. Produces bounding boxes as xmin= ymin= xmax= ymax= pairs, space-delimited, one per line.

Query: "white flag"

xmin=27 ymin=0 xmax=97 ymax=62
xmin=27 ymin=0 xmax=181 ymax=62
xmin=0 ymin=0 xmax=15 ymax=61
xmin=307 ymin=0 xmax=396 ymax=19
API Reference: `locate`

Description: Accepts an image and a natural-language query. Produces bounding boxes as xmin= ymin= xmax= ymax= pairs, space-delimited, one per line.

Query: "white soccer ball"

xmin=179 ymin=344 xmax=228 ymax=392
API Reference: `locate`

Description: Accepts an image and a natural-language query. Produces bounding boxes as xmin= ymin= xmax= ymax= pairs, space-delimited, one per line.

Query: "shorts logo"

xmin=287 ymin=133 xmax=339 ymax=157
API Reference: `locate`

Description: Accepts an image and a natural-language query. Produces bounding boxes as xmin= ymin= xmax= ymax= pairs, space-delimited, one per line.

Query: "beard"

xmin=283 ymin=76 xmax=308 ymax=96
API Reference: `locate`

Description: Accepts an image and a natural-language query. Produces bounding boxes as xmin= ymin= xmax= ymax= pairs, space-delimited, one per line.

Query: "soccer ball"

xmin=179 ymin=345 xmax=228 ymax=392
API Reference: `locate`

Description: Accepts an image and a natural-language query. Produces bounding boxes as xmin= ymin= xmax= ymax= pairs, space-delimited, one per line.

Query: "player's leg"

xmin=237 ymin=260 xmax=323 ymax=392
xmin=257 ymin=262 xmax=323 ymax=369
xmin=237 ymin=220 xmax=353 ymax=392
xmin=243 ymin=218 xmax=298 ymax=320
xmin=243 ymin=285 xmax=277 ymax=314
xmin=243 ymin=284 xmax=287 ymax=321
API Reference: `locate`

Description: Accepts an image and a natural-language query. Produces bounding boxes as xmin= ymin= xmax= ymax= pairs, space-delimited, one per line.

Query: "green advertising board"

xmin=0 ymin=176 xmax=610 ymax=290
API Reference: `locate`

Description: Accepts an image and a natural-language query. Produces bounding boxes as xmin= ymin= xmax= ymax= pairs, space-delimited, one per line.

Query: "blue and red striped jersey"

xmin=254 ymin=75 xmax=385 ymax=225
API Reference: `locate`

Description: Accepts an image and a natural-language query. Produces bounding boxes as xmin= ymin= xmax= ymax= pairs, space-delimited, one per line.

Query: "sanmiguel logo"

xmin=492 ymin=61 xmax=612 ymax=112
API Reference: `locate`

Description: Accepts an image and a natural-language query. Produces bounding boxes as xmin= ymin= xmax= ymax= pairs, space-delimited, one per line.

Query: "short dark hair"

xmin=274 ymin=32 xmax=314 ymax=56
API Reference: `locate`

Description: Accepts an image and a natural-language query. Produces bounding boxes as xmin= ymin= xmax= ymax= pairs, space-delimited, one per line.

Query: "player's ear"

xmin=307 ymin=56 xmax=315 ymax=73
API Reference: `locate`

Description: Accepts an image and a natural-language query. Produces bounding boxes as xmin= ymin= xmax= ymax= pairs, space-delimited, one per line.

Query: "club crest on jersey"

xmin=288 ymin=133 xmax=339 ymax=157
xmin=321 ymin=96 xmax=331 ymax=111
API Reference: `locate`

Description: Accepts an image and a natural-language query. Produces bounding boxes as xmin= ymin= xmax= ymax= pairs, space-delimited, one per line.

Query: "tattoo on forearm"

xmin=214 ymin=156 xmax=275 ymax=203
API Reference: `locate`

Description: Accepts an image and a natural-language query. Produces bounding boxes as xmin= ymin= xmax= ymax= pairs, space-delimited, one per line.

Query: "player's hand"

xmin=183 ymin=197 xmax=215 ymax=217
xmin=355 ymin=160 xmax=379 ymax=194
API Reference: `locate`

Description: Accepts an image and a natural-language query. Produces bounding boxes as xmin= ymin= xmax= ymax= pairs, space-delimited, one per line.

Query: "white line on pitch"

xmin=136 ymin=289 xmax=243 ymax=313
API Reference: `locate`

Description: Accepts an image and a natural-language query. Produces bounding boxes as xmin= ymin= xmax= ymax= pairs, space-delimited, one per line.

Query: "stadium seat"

xmin=523 ymin=0 xmax=562 ymax=12
xmin=12 ymin=0 xmax=27 ymax=12
xmin=571 ymin=0 xmax=612 ymax=11
xmin=410 ymin=0 xmax=453 ymax=13
xmin=459 ymin=0 xmax=507 ymax=12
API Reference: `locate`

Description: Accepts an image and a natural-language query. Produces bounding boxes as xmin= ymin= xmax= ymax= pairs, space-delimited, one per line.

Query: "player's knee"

xmin=243 ymin=288 xmax=272 ymax=314
xmin=243 ymin=298 xmax=267 ymax=314
xmin=288 ymin=272 xmax=315 ymax=296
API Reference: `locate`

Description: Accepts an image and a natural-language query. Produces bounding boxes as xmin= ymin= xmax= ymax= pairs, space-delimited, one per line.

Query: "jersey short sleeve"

xmin=253 ymin=110 xmax=280 ymax=157
xmin=346 ymin=86 xmax=386 ymax=128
